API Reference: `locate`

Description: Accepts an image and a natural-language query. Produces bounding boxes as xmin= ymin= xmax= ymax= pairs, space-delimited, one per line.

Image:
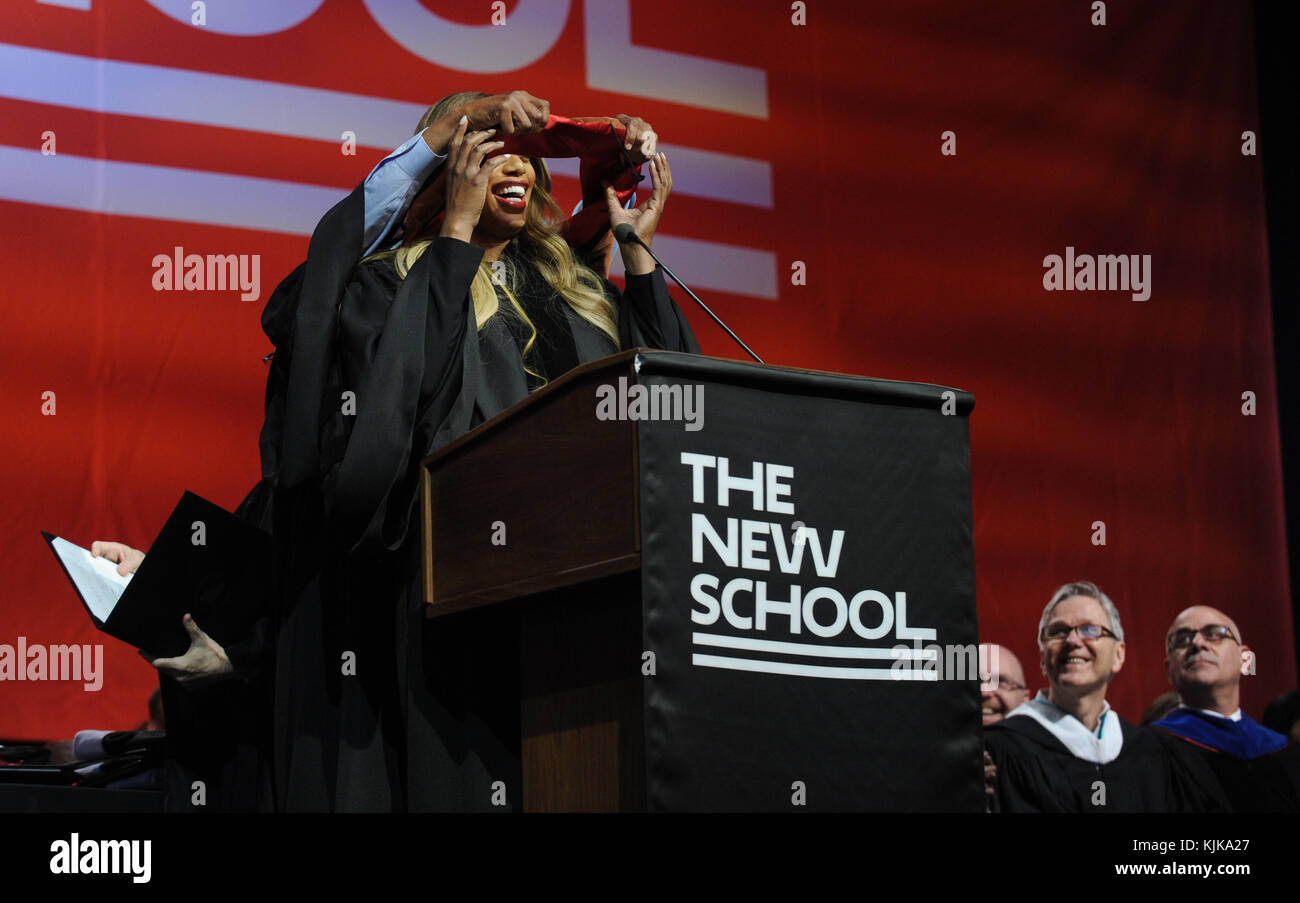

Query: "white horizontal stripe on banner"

xmin=0 ymin=146 xmax=779 ymax=299
xmin=0 ymin=42 xmax=424 ymax=147
xmin=584 ymin=2 xmax=768 ymax=119
xmin=693 ymin=632 xmax=937 ymax=661
xmin=692 ymin=654 xmax=939 ymax=681
xmin=608 ymin=233 xmax=778 ymax=300
xmin=0 ymin=145 xmax=344 ymax=235
xmin=0 ymin=42 xmax=773 ymax=209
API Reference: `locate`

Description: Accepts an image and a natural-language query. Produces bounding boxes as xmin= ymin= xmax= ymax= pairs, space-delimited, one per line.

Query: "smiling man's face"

xmin=1040 ymin=595 xmax=1125 ymax=696
xmin=1164 ymin=605 xmax=1247 ymax=700
xmin=980 ymin=644 xmax=1029 ymax=725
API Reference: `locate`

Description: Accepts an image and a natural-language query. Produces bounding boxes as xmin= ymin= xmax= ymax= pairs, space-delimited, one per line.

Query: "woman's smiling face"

xmin=476 ymin=154 xmax=534 ymax=240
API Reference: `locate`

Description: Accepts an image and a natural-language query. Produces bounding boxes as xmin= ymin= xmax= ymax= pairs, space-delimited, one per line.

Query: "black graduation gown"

xmin=258 ymin=184 xmax=700 ymax=811
xmin=157 ymin=620 xmax=274 ymax=812
xmin=157 ymin=481 xmax=275 ymax=812
xmin=985 ymin=714 xmax=1229 ymax=812
xmin=1153 ymin=734 xmax=1300 ymax=813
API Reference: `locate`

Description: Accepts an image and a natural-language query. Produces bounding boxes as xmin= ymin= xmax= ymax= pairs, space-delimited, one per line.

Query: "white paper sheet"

xmin=49 ymin=536 xmax=133 ymax=623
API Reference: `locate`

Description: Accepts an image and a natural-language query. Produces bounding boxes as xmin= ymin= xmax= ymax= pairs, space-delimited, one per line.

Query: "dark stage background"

xmin=0 ymin=0 xmax=1293 ymax=739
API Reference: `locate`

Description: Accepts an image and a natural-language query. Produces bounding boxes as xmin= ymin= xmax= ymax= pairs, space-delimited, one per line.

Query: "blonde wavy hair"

xmin=368 ymin=92 xmax=620 ymax=365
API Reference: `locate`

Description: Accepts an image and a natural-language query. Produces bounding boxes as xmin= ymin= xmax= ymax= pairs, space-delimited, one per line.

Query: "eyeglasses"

xmin=1167 ymin=624 xmax=1238 ymax=651
xmin=1040 ymin=623 xmax=1118 ymax=644
xmin=991 ymin=677 xmax=1026 ymax=692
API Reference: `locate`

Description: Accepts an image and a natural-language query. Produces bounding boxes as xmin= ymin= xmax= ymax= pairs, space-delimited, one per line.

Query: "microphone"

xmin=613 ymin=224 xmax=763 ymax=364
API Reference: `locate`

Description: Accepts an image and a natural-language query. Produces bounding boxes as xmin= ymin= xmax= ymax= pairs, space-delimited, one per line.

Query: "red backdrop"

xmin=1 ymin=0 xmax=1291 ymax=739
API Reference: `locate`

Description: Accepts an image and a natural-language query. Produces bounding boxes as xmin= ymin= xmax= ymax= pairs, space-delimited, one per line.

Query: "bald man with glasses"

xmin=1151 ymin=606 xmax=1300 ymax=811
xmin=979 ymin=644 xmax=1031 ymax=725
xmin=985 ymin=581 xmax=1225 ymax=812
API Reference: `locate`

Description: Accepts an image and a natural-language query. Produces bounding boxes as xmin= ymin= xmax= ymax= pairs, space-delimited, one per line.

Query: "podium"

xmin=419 ymin=350 xmax=982 ymax=812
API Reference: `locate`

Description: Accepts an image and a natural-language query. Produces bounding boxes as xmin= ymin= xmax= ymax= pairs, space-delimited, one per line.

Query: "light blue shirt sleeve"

xmin=362 ymin=130 xmax=447 ymax=256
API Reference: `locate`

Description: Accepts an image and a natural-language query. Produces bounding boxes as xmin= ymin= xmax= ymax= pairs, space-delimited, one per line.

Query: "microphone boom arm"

xmin=613 ymin=225 xmax=764 ymax=364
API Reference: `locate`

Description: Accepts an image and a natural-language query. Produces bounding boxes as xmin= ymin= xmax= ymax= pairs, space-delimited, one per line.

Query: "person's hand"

xmin=605 ymin=152 xmax=671 ymax=244
xmin=148 ymin=614 xmax=233 ymax=684
xmin=439 ymin=116 xmax=509 ymax=241
xmin=605 ymin=152 xmax=671 ymax=274
xmin=90 ymin=541 xmax=145 ymax=577
xmin=464 ymin=90 xmax=550 ymax=135
xmin=425 ymin=91 xmax=550 ymax=154
xmin=984 ymin=750 xmax=997 ymax=800
xmin=615 ymin=114 xmax=657 ymax=166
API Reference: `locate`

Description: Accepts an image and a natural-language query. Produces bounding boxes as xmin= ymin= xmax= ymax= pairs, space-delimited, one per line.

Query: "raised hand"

xmin=615 ymin=114 xmax=658 ymax=166
xmin=465 ymin=90 xmax=550 ymax=135
xmin=90 ymin=540 xmax=145 ymax=577
xmin=440 ymin=116 xmax=509 ymax=241
xmin=605 ymin=152 xmax=672 ymax=274
xmin=425 ymin=91 xmax=550 ymax=155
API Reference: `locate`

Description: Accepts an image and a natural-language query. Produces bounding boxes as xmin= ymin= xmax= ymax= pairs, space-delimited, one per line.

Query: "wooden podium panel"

xmin=421 ymin=353 xmax=642 ymax=617
xmin=517 ymin=576 xmax=645 ymax=812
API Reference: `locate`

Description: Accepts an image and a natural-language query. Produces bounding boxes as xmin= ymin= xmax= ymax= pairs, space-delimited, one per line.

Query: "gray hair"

xmin=1038 ymin=581 xmax=1124 ymax=645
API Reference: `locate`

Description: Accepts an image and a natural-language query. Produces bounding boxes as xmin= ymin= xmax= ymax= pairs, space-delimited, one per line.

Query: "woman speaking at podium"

xmin=259 ymin=90 xmax=701 ymax=811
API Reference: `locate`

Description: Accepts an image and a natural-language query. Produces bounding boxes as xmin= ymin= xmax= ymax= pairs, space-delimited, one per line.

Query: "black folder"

xmin=43 ymin=491 xmax=270 ymax=658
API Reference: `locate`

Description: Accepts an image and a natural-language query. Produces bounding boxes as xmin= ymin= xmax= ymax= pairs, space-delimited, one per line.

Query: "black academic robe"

xmin=1163 ymin=741 xmax=1300 ymax=812
xmin=985 ymin=714 xmax=1228 ymax=813
xmin=157 ymin=482 xmax=275 ymax=813
xmin=157 ymin=632 xmax=273 ymax=812
xmin=258 ymin=183 xmax=700 ymax=811
xmin=1151 ymin=711 xmax=1300 ymax=812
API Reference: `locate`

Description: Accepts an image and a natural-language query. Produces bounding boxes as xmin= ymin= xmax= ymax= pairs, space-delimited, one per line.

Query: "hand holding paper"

xmin=91 ymin=540 xmax=145 ymax=577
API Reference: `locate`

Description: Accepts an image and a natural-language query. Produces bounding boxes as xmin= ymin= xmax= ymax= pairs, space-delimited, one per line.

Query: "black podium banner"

xmin=636 ymin=353 xmax=983 ymax=811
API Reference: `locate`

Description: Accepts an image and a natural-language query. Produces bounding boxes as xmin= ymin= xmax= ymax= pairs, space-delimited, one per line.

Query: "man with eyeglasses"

xmin=979 ymin=644 xmax=1030 ymax=725
xmin=1150 ymin=606 xmax=1299 ymax=811
xmin=977 ymin=643 xmax=1030 ymax=803
xmin=985 ymin=581 xmax=1225 ymax=812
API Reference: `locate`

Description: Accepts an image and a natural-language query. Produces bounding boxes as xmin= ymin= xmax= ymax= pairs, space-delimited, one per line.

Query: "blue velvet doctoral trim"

xmin=1153 ymin=708 xmax=1287 ymax=760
